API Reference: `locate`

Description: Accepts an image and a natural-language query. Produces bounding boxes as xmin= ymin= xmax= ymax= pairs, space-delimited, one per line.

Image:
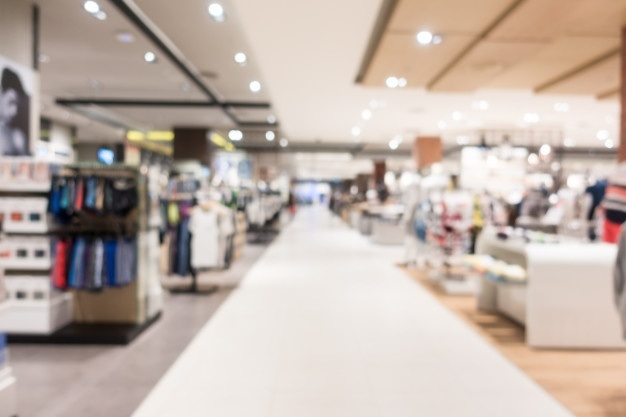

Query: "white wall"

xmin=0 ymin=0 xmax=33 ymax=67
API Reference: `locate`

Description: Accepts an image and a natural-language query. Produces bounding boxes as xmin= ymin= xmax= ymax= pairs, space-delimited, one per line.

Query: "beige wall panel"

xmin=541 ymin=55 xmax=620 ymax=95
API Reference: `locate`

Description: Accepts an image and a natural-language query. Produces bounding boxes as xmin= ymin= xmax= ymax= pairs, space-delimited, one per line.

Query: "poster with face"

xmin=0 ymin=55 xmax=34 ymax=156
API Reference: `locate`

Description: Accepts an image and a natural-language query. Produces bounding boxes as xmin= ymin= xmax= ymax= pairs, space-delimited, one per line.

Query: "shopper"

xmin=0 ymin=67 xmax=29 ymax=156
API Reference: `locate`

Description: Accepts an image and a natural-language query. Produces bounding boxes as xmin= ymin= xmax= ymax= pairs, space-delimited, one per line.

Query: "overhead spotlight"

xmin=605 ymin=139 xmax=615 ymax=149
xmin=228 ymin=129 xmax=243 ymax=141
xmin=234 ymin=52 xmax=247 ymax=65
xmin=539 ymin=144 xmax=552 ymax=156
xmin=351 ymin=126 xmax=361 ymax=137
xmin=208 ymin=3 xmax=226 ymax=21
xmin=249 ymin=80 xmax=261 ymax=93
xmin=267 ymin=115 xmax=277 ymax=124
xmin=563 ymin=138 xmax=576 ymax=148
xmin=361 ymin=109 xmax=372 ymax=121
xmin=83 ymin=1 xmax=100 ymax=14
xmin=279 ymin=138 xmax=289 ymax=148
xmin=265 ymin=131 xmax=275 ymax=141
xmin=596 ymin=129 xmax=610 ymax=140
xmin=144 ymin=51 xmax=157 ymax=63
xmin=398 ymin=77 xmax=408 ymax=88
xmin=437 ymin=120 xmax=447 ymax=130
xmin=416 ymin=30 xmax=434 ymax=45
xmin=452 ymin=111 xmax=463 ymax=121
xmin=386 ymin=76 xmax=399 ymax=89
xmin=38 ymin=54 xmax=51 ymax=64
xmin=95 ymin=10 xmax=107 ymax=20
xmin=389 ymin=139 xmax=399 ymax=150
xmin=528 ymin=153 xmax=539 ymax=165
xmin=432 ymin=35 xmax=443 ymax=45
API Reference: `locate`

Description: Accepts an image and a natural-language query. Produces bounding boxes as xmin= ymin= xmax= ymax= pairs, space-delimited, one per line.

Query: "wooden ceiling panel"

xmin=363 ymin=32 xmax=474 ymax=87
xmin=388 ymin=0 xmax=515 ymax=34
xmin=431 ymin=40 xmax=543 ymax=92
xmin=490 ymin=0 xmax=626 ymax=40
xmin=540 ymin=54 xmax=620 ymax=95
xmin=488 ymin=37 xmax=620 ymax=89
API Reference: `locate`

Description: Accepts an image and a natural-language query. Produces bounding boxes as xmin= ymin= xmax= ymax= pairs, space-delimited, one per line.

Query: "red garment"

xmin=604 ymin=220 xmax=622 ymax=244
xmin=75 ymin=179 xmax=84 ymax=211
xmin=52 ymin=239 xmax=70 ymax=289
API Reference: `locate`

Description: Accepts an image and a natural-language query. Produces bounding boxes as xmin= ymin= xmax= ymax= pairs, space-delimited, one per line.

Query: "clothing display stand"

xmin=7 ymin=163 xmax=163 ymax=345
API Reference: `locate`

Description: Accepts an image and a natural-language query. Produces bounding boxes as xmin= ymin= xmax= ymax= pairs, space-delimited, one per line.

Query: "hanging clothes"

xmin=614 ymin=226 xmax=626 ymax=339
xmin=189 ymin=208 xmax=220 ymax=269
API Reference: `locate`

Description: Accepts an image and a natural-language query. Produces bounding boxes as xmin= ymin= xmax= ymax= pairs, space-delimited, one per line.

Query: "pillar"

xmin=619 ymin=27 xmax=626 ymax=162
xmin=173 ymin=127 xmax=211 ymax=165
xmin=413 ymin=136 xmax=442 ymax=170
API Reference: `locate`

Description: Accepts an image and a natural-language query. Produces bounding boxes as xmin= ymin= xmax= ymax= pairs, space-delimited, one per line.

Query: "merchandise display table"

xmin=477 ymin=232 xmax=626 ymax=349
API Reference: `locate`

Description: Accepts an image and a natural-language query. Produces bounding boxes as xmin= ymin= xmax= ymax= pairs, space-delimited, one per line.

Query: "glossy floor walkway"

xmin=132 ymin=207 xmax=574 ymax=417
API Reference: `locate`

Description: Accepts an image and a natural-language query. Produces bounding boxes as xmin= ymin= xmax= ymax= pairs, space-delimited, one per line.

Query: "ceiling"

xmin=32 ymin=0 xmax=624 ymax=150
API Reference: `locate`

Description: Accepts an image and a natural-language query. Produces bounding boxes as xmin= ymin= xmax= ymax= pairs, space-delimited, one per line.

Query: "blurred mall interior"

xmin=1 ymin=0 xmax=626 ymax=416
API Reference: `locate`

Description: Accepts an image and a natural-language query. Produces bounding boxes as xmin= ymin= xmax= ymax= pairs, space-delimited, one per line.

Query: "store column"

xmin=620 ymin=27 xmax=626 ymax=162
xmin=413 ymin=136 xmax=442 ymax=170
xmin=173 ymin=127 xmax=211 ymax=165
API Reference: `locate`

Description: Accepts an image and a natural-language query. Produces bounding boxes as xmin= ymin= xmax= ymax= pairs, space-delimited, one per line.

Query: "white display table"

xmin=477 ymin=232 xmax=626 ymax=349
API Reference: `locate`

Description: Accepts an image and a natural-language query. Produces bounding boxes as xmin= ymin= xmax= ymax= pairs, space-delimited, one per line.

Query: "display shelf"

xmin=0 ymin=182 xmax=50 ymax=193
xmin=0 ymin=293 xmax=73 ymax=334
xmin=8 ymin=311 xmax=161 ymax=345
xmin=0 ymin=367 xmax=17 ymax=417
xmin=0 ymin=258 xmax=51 ymax=271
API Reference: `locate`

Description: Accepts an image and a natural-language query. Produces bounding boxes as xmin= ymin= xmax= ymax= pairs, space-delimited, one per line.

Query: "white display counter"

xmin=477 ymin=231 xmax=626 ymax=349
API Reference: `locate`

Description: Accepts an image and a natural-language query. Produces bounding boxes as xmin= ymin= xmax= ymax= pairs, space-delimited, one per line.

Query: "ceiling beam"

xmin=535 ymin=48 xmax=620 ymax=93
xmin=56 ymin=98 xmax=272 ymax=109
xmin=354 ymin=0 xmax=399 ymax=84
xmin=597 ymin=87 xmax=620 ymax=100
xmin=426 ymin=0 xmax=526 ymax=90
xmin=106 ymin=0 xmax=276 ymax=127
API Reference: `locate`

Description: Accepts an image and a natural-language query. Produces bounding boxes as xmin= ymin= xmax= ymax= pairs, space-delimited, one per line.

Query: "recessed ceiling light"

xmin=84 ymin=1 xmax=100 ymax=14
xmin=398 ymin=77 xmax=408 ymax=88
xmin=116 ymin=32 xmax=135 ymax=43
xmin=234 ymin=52 xmax=247 ymax=65
xmin=386 ymin=76 xmax=399 ymax=89
xmin=528 ymin=153 xmax=539 ymax=165
xmin=596 ymin=129 xmax=610 ymax=140
xmin=228 ymin=129 xmax=243 ymax=141
xmin=267 ymin=115 xmax=277 ymax=124
xmin=265 ymin=131 xmax=275 ymax=141
xmin=438 ymin=120 xmax=447 ymax=130
xmin=361 ymin=109 xmax=372 ymax=121
xmin=563 ymin=138 xmax=576 ymax=148
xmin=249 ymin=80 xmax=261 ymax=93
xmin=606 ymin=139 xmax=615 ymax=149
xmin=553 ymin=102 xmax=570 ymax=113
xmin=389 ymin=140 xmax=399 ymax=150
xmin=452 ymin=111 xmax=463 ymax=121
xmin=38 ymin=54 xmax=51 ymax=64
xmin=208 ymin=3 xmax=226 ymax=21
xmin=95 ymin=10 xmax=107 ymax=20
xmin=432 ymin=35 xmax=443 ymax=45
xmin=523 ymin=113 xmax=540 ymax=124
xmin=416 ymin=30 xmax=434 ymax=45
xmin=539 ymin=144 xmax=552 ymax=156
xmin=279 ymin=138 xmax=289 ymax=148
xmin=351 ymin=126 xmax=361 ymax=137
xmin=144 ymin=51 xmax=157 ymax=63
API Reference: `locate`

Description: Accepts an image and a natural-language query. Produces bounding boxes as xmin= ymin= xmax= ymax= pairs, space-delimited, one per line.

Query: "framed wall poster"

xmin=0 ymin=54 xmax=35 ymax=156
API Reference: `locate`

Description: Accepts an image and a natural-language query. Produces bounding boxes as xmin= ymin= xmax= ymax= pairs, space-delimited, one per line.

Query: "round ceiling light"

xmin=228 ymin=130 xmax=243 ymax=141
xmin=249 ymin=80 xmax=261 ymax=93
xmin=84 ymin=1 xmax=100 ymax=14
xmin=389 ymin=140 xmax=399 ymax=150
xmin=279 ymin=138 xmax=289 ymax=148
xmin=351 ymin=126 xmax=361 ymax=137
xmin=234 ymin=52 xmax=247 ymax=65
xmin=596 ymin=129 xmax=610 ymax=140
xmin=95 ymin=10 xmax=107 ymax=20
xmin=563 ymin=138 xmax=576 ymax=148
xmin=267 ymin=115 xmax=277 ymax=124
xmin=208 ymin=3 xmax=226 ymax=21
xmin=265 ymin=131 xmax=275 ymax=141
xmin=397 ymin=77 xmax=408 ymax=88
xmin=606 ymin=139 xmax=615 ymax=149
xmin=361 ymin=109 xmax=372 ymax=121
xmin=386 ymin=76 xmax=399 ymax=89
xmin=144 ymin=51 xmax=157 ymax=63
xmin=416 ymin=30 xmax=434 ymax=45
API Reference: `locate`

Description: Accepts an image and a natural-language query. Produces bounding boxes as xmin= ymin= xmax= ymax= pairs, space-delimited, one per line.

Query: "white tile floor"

xmin=132 ymin=207 xmax=574 ymax=417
